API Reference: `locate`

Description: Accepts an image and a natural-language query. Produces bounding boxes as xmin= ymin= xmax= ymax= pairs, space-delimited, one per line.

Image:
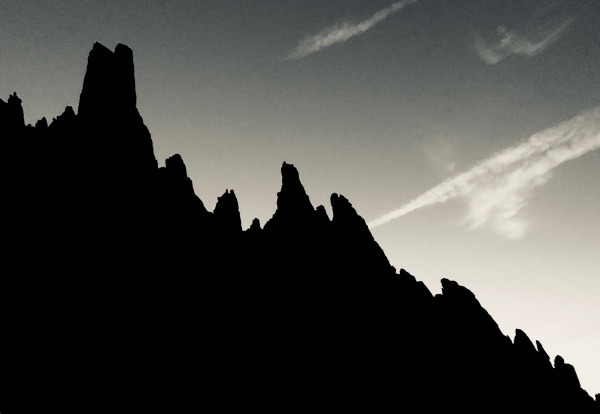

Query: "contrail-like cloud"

xmin=475 ymin=17 xmax=574 ymax=64
xmin=286 ymin=0 xmax=419 ymax=60
xmin=368 ymin=106 xmax=600 ymax=239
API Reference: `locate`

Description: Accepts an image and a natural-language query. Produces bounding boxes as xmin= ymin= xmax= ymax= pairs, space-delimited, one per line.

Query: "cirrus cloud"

xmin=475 ymin=17 xmax=574 ymax=65
xmin=368 ymin=106 xmax=600 ymax=239
xmin=286 ymin=0 xmax=419 ymax=60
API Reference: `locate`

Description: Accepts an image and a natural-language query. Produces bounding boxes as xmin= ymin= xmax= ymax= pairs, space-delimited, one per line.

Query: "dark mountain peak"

xmin=165 ymin=153 xmax=188 ymax=180
xmin=438 ymin=278 xmax=506 ymax=344
xmin=315 ymin=204 xmax=330 ymax=224
xmin=399 ymin=268 xmax=417 ymax=283
xmin=330 ymin=192 xmax=393 ymax=273
xmin=92 ymin=41 xmax=111 ymax=54
xmin=48 ymin=106 xmax=76 ymax=132
xmin=35 ymin=117 xmax=48 ymax=131
xmin=78 ymin=42 xmax=112 ymax=117
xmin=159 ymin=153 xmax=208 ymax=215
xmin=535 ymin=340 xmax=553 ymax=370
xmin=77 ymin=42 xmax=157 ymax=177
xmin=114 ymin=43 xmax=133 ymax=58
xmin=330 ymin=193 xmax=354 ymax=221
xmin=536 ymin=340 xmax=549 ymax=359
xmin=330 ymin=193 xmax=372 ymax=230
xmin=214 ymin=189 xmax=242 ymax=233
xmin=280 ymin=161 xmax=314 ymax=212
xmin=113 ymin=43 xmax=136 ymax=109
xmin=555 ymin=355 xmax=582 ymax=388
xmin=247 ymin=217 xmax=261 ymax=232
xmin=78 ymin=41 xmax=137 ymax=118
xmin=440 ymin=278 xmax=476 ymax=302
xmin=264 ymin=161 xmax=315 ymax=232
xmin=330 ymin=193 xmax=374 ymax=232
xmin=399 ymin=268 xmax=433 ymax=299
xmin=8 ymin=91 xmax=22 ymax=106
xmin=1 ymin=91 xmax=25 ymax=130
xmin=281 ymin=161 xmax=301 ymax=183
xmin=514 ymin=328 xmax=537 ymax=355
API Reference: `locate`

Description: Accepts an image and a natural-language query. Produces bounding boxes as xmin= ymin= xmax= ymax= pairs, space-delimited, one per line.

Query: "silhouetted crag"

xmin=2 ymin=43 xmax=597 ymax=413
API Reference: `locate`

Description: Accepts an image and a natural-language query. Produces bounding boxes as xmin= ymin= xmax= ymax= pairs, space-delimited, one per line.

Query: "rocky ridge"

xmin=1 ymin=42 xmax=598 ymax=412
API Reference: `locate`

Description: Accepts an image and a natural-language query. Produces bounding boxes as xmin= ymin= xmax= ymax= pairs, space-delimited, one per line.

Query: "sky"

xmin=1 ymin=0 xmax=599 ymax=395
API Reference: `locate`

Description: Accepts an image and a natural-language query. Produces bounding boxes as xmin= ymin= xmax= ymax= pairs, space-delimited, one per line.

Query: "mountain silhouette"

xmin=1 ymin=42 xmax=598 ymax=412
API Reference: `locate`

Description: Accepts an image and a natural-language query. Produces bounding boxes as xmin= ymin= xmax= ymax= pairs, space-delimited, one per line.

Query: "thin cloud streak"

xmin=286 ymin=0 xmax=419 ymax=60
xmin=475 ymin=17 xmax=574 ymax=64
xmin=368 ymin=107 xmax=600 ymax=238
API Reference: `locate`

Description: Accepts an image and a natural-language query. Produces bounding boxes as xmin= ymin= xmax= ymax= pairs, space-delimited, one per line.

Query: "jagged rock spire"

xmin=78 ymin=42 xmax=137 ymax=118
xmin=214 ymin=189 xmax=242 ymax=233
xmin=247 ymin=218 xmax=261 ymax=232
xmin=330 ymin=192 xmax=393 ymax=273
xmin=535 ymin=340 xmax=553 ymax=370
xmin=315 ymin=205 xmax=330 ymax=226
xmin=35 ymin=117 xmax=48 ymax=131
xmin=555 ymin=355 xmax=582 ymax=388
xmin=159 ymin=153 xmax=207 ymax=214
xmin=514 ymin=329 xmax=537 ymax=355
xmin=49 ymin=106 xmax=76 ymax=132
xmin=75 ymin=41 xmax=158 ymax=178
xmin=0 ymin=92 xmax=25 ymax=132
xmin=264 ymin=162 xmax=315 ymax=232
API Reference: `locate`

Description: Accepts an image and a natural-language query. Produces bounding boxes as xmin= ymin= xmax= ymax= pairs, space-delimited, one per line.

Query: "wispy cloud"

xmin=475 ymin=17 xmax=574 ymax=64
xmin=368 ymin=106 xmax=600 ymax=239
xmin=286 ymin=0 xmax=419 ymax=60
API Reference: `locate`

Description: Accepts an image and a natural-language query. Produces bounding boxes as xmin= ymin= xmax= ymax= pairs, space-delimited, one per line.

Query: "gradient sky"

xmin=2 ymin=0 xmax=599 ymax=395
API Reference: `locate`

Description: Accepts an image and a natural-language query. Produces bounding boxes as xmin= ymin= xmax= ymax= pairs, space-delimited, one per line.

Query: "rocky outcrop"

xmin=35 ymin=117 xmax=48 ymax=131
xmin=330 ymin=192 xmax=394 ymax=275
xmin=49 ymin=106 xmax=76 ymax=133
xmin=214 ymin=189 xmax=242 ymax=234
xmin=263 ymin=162 xmax=317 ymax=233
xmin=78 ymin=42 xmax=136 ymax=118
xmin=0 ymin=92 xmax=25 ymax=134
xmin=555 ymin=355 xmax=582 ymax=388
xmin=247 ymin=217 xmax=261 ymax=232
xmin=77 ymin=42 xmax=157 ymax=188
xmin=515 ymin=328 xmax=538 ymax=355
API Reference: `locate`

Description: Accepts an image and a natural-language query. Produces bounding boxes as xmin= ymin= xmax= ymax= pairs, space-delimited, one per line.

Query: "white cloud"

xmin=286 ymin=0 xmax=419 ymax=60
xmin=368 ymin=106 xmax=600 ymax=239
xmin=475 ymin=17 xmax=574 ymax=64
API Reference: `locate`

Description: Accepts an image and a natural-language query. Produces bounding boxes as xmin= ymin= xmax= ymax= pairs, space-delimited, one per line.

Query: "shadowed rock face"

xmin=2 ymin=42 xmax=597 ymax=413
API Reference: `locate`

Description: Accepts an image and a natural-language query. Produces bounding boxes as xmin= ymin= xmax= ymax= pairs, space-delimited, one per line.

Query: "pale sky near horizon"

xmin=2 ymin=0 xmax=599 ymax=396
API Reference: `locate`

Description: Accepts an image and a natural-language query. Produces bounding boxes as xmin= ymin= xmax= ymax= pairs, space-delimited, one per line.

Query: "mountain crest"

xmin=214 ymin=189 xmax=242 ymax=233
xmin=0 ymin=92 xmax=25 ymax=131
xmin=78 ymin=42 xmax=137 ymax=118
xmin=2 ymin=41 xmax=597 ymax=413
xmin=264 ymin=161 xmax=315 ymax=232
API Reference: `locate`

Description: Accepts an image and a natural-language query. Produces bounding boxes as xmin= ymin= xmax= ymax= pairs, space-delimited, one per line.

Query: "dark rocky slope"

xmin=2 ymin=43 xmax=598 ymax=412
